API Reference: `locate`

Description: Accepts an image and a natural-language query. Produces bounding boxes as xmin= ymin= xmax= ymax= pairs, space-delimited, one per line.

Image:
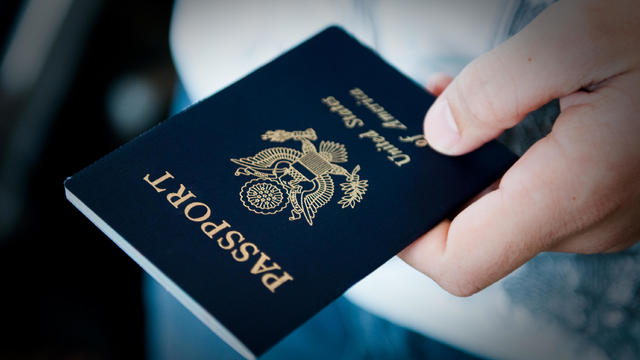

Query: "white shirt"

xmin=168 ymin=2 xmax=635 ymax=359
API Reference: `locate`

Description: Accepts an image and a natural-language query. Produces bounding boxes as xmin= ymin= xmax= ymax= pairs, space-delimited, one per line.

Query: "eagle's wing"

xmin=301 ymin=173 xmax=334 ymax=225
xmin=318 ymin=141 xmax=348 ymax=163
xmin=300 ymin=139 xmax=317 ymax=154
xmin=231 ymin=147 xmax=301 ymax=172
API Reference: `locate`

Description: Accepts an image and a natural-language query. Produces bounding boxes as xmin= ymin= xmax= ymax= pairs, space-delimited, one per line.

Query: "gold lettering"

xmin=167 ymin=184 xmax=196 ymax=208
xmin=145 ymin=170 xmax=294 ymax=293
xmin=262 ymin=271 xmax=294 ymax=293
xmin=143 ymin=171 xmax=174 ymax=192
xmin=184 ymin=202 xmax=211 ymax=222
xmin=231 ymin=242 xmax=258 ymax=262
xmin=348 ymin=88 xmax=407 ymax=130
xmin=201 ymin=220 xmax=231 ymax=239
xmin=358 ymin=129 xmax=379 ymax=139
xmin=321 ymin=96 xmax=339 ymax=106
xmin=388 ymin=153 xmax=411 ymax=167
xmin=378 ymin=112 xmax=394 ymax=121
xmin=369 ymin=104 xmax=384 ymax=112
xmin=381 ymin=119 xmax=408 ymax=130
xmin=322 ymin=96 xmax=364 ymax=129
xmin=250 ymin=253 xmax=282 ymax=274
xmin=375 ymin=142 xmax=401 ymax=155
xmin=360 ymin=130 xmax=410 ymax=166
xmin=329 ymin=104 xmax=344 ymax=112
xmin=217 ymin=230 xmax=243 ymax=250
xmin=345 ymin=117 xmax=364 ymax=128
xmin=399 ymin=134 xmax=429 ymax=147
xmin=349 ymin=87 xmax=364 ymax=96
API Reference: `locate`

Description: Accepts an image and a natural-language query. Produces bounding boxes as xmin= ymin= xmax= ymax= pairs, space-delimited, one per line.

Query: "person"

xmin=400 ymin=0 xmax=640 ymax=297
xmin=147 ymin=0 xmax=640 ymax=359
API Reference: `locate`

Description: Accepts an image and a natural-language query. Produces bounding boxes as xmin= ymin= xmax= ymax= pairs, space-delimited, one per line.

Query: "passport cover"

xmin=64 ymin=26 xmax=517 ymax=359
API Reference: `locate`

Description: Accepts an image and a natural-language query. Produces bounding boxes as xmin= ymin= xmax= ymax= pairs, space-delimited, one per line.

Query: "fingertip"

xmin=426 ymin=73 xmax=453 ymax=96
xmin=398 ymin=220 xmax=450 ymax=276
xmin=399 ymin=216 xmax=484 ymax=297
xmin=424 ymin=97 xmax=461 ymax=155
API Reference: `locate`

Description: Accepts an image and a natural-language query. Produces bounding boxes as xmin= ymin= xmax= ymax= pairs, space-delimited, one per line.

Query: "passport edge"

xmin=64 ymin=187 xmax=256 ymax=360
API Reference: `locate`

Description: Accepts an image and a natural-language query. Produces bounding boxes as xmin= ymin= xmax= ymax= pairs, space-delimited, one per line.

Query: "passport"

xmin=64 ymin=26 xmax=517 ymax=359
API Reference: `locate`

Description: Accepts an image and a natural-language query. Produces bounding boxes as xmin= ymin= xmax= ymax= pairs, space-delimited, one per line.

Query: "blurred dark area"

xmin=0 ymin=0 xmax=177 ymax=358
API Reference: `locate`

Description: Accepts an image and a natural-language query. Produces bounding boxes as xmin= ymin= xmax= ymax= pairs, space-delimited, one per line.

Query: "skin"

xmin=398 ymin=0 xmax=640 ymax=297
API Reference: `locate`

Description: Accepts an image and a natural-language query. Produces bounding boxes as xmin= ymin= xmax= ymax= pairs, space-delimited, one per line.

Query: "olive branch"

xmin=338 ymin=165 xmax=368 ymax=209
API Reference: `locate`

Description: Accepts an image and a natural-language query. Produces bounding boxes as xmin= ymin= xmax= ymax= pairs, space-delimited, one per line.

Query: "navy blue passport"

xmin=65 ymin=26 xmax=516 ymax=359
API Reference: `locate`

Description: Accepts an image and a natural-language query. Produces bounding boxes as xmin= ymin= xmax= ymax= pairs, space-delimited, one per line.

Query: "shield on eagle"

xmin=231 ymin=129 xmax=368 ymax=226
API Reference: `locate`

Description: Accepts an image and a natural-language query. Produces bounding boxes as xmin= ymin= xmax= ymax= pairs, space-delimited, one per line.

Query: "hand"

xmin=399 ymin=0 xmax=640 ymax=296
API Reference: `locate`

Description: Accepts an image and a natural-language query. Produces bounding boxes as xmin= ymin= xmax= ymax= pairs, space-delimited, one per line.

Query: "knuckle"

xmin=455 ymin=58 xmax=520 ymax=132
xmin=456 ymin=62 xmax=495 ymax=125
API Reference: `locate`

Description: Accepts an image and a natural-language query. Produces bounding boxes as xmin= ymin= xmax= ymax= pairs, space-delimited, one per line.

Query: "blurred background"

xmin=0 ymin=0 xmax=176 ymax=358
xmin=3 ymin=1 xmax=638 ymax=360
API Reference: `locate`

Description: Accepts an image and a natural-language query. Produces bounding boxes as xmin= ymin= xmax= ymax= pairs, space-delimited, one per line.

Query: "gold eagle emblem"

xmin=230 ymin=128 xmax=368 ymax=226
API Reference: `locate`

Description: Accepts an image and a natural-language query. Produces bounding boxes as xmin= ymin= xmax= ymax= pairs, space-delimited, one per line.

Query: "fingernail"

xmin=425 ymin=98 xmax=459 ymax=152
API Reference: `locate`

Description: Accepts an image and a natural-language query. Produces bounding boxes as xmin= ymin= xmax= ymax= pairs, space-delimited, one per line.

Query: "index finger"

xmin=401 ymin=112 xmax=591 ymax=296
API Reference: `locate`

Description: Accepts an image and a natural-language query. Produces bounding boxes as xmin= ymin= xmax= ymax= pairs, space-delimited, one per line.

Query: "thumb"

xmin=425 ymin=0 xmax=609 ymax=155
